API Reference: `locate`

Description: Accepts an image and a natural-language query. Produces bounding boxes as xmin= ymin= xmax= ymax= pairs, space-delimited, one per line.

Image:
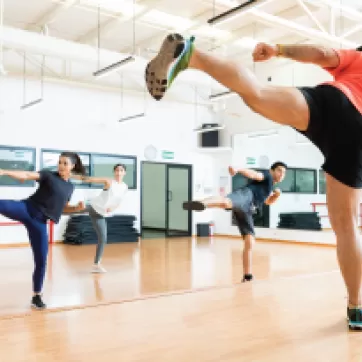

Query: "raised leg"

xmin=188 ymin=48 xmax=309 ymax=131
xmin=183 ymin=196 xmax=232 ymax=211
xmin=146 ymin=34 xmax=310 ymax=131
xmin=0 ymin=200 xmax=30 ymax=223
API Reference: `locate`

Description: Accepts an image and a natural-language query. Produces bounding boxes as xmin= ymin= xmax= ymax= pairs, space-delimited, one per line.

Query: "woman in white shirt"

xmin=78 ymin=163 xmax=128 ymax=273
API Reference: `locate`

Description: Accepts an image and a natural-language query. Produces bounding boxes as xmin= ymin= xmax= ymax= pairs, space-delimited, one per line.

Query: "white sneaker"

xmin=91 ymin=264 xmax=107 ymax=273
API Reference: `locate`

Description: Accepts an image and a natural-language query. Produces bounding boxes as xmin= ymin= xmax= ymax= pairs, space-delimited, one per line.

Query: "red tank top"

xmin=323 ymin=49 xmax=362 ymax=115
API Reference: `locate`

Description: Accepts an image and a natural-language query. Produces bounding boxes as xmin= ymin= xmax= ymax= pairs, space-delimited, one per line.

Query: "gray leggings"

xmin=87 ymin=205 xmax=107 ymax=264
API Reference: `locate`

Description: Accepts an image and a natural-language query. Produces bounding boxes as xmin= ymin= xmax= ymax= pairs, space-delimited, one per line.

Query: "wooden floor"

xmin=0 ymin=237 xmax=361 ymax=361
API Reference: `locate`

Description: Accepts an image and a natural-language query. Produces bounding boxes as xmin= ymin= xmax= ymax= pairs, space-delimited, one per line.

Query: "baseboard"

xmin=142 ymin=227 xmax=188 ymax=234
xmin=256 ymin=237 xmax=335 ymax=247
xmin=0 ymin=240 xmax=62 ymax=248
xmin=214 ymin=234 xmax=335 ymax=247
xmin=322 ymin=227 xmax=362 ymax=230
xmin=142 ymin=227 xmax=166 ymax=232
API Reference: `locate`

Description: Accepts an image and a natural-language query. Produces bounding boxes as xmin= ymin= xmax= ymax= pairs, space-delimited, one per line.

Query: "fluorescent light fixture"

xmin=119 ymin=113 xmax=145 ymax=122
xmin=194 ymin=124 xmax=225 ymax=133
xmin=20 ymin=98 xmax=43 ymax=110
xmin=207 ymin=0 xmax=273 ymax=26
xmin=209 ymin=91 xmax=237 ymax=101
xmin=247 ymin=130 xmax=279 ymax=138
xmin=93 ymin=56 xmax=135 ymax=78
xmin=143 ymin=10 xmax=193 ymax=30
xmin=208 ymin=0 xmax=257 ymax=25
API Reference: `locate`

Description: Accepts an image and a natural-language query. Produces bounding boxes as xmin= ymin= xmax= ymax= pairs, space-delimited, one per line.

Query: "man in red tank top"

xmin=146 ymin=34 xmax=362 ymax=331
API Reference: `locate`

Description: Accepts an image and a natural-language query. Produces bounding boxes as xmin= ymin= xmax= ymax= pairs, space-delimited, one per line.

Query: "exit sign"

xmin=246 ymin=157 xmax=256 ymax=165
xmin=162 ymin=150 xmax=174 ymax=159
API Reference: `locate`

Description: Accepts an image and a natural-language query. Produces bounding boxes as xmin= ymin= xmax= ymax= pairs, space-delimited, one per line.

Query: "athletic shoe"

xmin=182 ymin=201 xmax=205 ymax=211
xmin=91 ymin=264 xmax=107 ymax=273
xmin=145 ymin=33 xmax=195 ymax=100
xmin=347 ymin=307 xmax=362 ymax=330
xmin=31 ymin=295 xmax=46 ymax=310
xmin=242 ymin=274 xmax=253 ymax=282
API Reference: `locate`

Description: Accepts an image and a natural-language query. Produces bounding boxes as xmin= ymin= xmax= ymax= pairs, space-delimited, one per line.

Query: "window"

xmin=277 ymin=168 xmax=317 ymax=194
xmin=295 ymin=169 xmax=317 ymax=193
xmin=0 ymin=146 xmax=36 ymax=186
xmin=90 ymin=153 xmax=137 ymax=189
xmin=319 ymin=169 xmax=326 ymax=194
xmin=41 ymin=149 xmax=91 ymax=188
xmin=40 ymin=149 xmax=137 ymax=189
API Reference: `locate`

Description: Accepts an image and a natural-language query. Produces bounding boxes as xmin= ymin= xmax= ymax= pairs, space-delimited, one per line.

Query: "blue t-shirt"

xmin=27 ymin=171 xmax=74 ymax=223
xmin=247 ymin=170 xmax=273 ymax=207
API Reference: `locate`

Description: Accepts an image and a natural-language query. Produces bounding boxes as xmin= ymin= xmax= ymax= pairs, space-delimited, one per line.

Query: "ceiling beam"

xmin=119 ymin=10 xmax=214 ymax=54
xmin=77 ymin=0 xmax=162 ymax=44
xmin=304 ymin=0 xmax=362 ymax=23
xmin=118 ymin=0 xmax=276 ymax=54
xmin=205 ymin=6 xmax=330 ymax=52
xmin=249 ymin=9 xmax=358 ymax=48
xmin=295 ymin=0 xmax=327 ymax=34
xmin=329 ymin=7 xmax=336 ymax=36
xmin=4 ymin=70 xmax=212 ymax=107
xmin=29 ymin=0 xmax=79 ymax=30
xmin=342 ymin=23 xmax=362 ymax=39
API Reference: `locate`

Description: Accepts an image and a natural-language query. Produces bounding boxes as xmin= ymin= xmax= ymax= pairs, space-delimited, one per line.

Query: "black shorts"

xmin=227 ymin=187 xmax=255 ymax=236
xmin=297 ymin=84 xmax=362 ymax=188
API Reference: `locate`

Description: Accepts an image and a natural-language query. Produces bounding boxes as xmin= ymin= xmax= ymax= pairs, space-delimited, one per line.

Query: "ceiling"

xmin=2 ymin=0 xmax=362 ymax=105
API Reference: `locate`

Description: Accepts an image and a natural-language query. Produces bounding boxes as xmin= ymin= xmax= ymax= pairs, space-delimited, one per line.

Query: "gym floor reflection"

xmin=0 ymin=237 xmax=337 ymax=317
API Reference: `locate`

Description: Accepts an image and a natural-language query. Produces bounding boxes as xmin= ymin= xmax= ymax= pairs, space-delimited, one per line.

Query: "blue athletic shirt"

xmin=27 ymin=171 xmax=74 ymax=223
xmin=247 ymin=170 xmax=273 ymax=207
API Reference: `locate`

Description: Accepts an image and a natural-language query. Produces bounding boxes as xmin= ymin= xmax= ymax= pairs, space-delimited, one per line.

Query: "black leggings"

xmin=0 ymin=200 xmax=48 ymax=293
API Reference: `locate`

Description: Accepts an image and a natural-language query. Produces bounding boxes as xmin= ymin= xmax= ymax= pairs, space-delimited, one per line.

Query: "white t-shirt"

xmin=90 ymin=180 xmax=128 ymax=217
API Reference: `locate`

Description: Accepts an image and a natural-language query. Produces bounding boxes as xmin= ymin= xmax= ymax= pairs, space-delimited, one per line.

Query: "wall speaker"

xmin=200 ymin=124 xmax=220 ymax=147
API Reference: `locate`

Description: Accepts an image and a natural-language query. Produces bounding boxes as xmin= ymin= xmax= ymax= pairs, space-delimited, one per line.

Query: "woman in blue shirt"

xmin=0 ymin=152 xmax=85 ymax=310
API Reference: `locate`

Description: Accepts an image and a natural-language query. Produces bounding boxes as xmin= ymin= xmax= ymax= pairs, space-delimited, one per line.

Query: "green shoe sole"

xmin=145 ymin=33 xmax=193 ymax=101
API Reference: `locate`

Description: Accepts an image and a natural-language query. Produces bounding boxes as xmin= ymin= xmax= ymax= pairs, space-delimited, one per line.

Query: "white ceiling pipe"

xmin=0 ymin=25 xmax=221 ymax=89
xmin=250 ymin=9 xmax=358 ymax=48
xmin=4 ymin=71 xmax=214 ymax=107
xmin=2 ymin=25 xmax=133 ymax=67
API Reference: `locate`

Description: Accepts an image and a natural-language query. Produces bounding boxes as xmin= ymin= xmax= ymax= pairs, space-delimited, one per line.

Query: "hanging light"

xmin=93 ymin=4 xmax=134 ymax=79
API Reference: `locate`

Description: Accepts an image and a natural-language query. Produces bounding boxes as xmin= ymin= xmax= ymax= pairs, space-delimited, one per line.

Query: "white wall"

xmin=214 ymin=60 xmax=337 ymax=240
xmin=0 ymin=77 xmax=216 ymax=244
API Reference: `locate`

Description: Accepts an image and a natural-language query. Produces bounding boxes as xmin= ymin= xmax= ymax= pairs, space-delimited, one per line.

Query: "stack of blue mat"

xmin=277 ymin=212 xmax=322 ymax=230
xmin=63 ymin=214 xmax=139 ymax=245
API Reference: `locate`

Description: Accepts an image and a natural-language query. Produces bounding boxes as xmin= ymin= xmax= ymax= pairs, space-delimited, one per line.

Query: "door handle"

xmin=168 ymin=191 xmax=173 ymax=201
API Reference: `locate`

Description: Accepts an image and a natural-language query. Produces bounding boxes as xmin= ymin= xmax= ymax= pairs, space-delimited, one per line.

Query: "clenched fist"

xmin=252 ymin=43 xmax=278 ymax=62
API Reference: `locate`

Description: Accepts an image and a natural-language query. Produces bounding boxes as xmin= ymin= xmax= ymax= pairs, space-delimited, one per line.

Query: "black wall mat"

xmin=63 ymin=214 xmax=139 ymax=245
